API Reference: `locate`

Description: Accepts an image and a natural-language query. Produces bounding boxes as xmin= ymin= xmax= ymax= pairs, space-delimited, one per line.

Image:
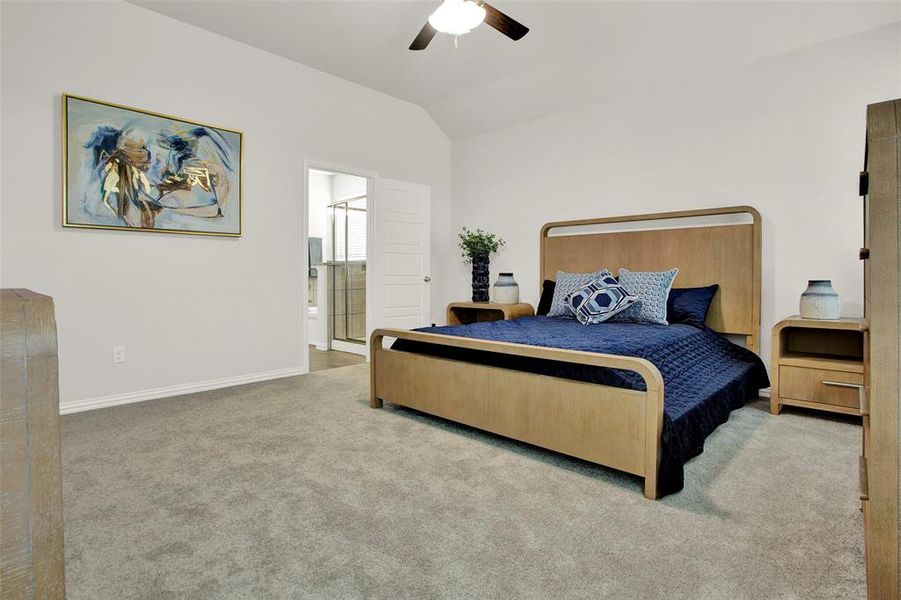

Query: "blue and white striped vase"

xmin=492 ymin=272 xmax=520 ymax=304
xmin=799 ymin=280 xmax=840 ymax=320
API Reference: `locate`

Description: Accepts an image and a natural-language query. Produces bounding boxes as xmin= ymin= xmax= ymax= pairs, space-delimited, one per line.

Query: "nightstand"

xmin=770 ymin=316 xmax=867 ymax=416
xmin=446 ymin=301 xmax=534 ymax=325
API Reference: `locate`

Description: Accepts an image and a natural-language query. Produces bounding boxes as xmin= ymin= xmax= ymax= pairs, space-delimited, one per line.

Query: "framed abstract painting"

xmin=62 ymin=94 xmax=243 ymax=236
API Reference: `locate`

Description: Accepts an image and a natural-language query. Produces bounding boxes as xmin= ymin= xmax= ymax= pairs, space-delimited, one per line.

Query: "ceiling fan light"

xmin=428 ymin=0 xmax=486 ymax=36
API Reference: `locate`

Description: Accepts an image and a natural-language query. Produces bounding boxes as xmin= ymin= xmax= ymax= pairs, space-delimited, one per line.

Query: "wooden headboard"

xmin=540 ymin=206 xmax=762 ymax=353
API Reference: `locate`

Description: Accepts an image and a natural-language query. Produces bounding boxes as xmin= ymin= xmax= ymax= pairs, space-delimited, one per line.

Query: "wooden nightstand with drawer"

xmin=446 ymin=302 xmax=534 ymax=325
xmin=770 ymin=316 xmax=867 ymax=416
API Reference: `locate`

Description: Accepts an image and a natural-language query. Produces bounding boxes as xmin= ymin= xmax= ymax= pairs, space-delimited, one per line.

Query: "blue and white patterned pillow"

xmin=564 ymin=273 xmax=639 ymax=325
xmin=612 ymin=268 xmax=679 ymax=325
xmin=548 ymin=269 xmax=610 ymax=317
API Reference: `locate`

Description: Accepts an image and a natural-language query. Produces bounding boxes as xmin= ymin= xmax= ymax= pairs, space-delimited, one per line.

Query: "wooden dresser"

xmin=0 ymin=289 xmax=66 ymax=599
xmin=861 ymin=98 xmax=900 ymax=599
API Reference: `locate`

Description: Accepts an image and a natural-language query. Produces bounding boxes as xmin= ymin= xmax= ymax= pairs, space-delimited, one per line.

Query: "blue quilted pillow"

xmin=548 ymin=269 xmax=609 ymax=317
xmin=612 ymin=268 xmax=679 ymax=325
xmin=564 ymin=274 xmax=639 ymax=325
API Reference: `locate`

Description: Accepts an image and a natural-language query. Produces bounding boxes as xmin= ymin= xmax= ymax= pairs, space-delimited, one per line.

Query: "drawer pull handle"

xmin=821 ymin=380 xmax=864 ymax=389
xmin=859 ymin=386 xmax=869 ymax=416
xmin=859 ymin=456 xmax=869 ymax=502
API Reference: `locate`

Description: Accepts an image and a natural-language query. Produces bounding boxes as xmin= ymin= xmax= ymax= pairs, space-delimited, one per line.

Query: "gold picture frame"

xmin=62 ymin=93 xmax=243 ymax=237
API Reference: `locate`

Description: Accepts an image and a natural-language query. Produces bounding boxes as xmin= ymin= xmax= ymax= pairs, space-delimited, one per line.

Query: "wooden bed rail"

xmin=370 ymin=328 xmax=666 ymax=499
xmin=370 ymin=329 xmax=664 ymax=387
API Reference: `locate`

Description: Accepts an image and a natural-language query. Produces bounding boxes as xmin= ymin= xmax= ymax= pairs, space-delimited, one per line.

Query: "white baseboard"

xmin=759 ymin=388 xmax=772 ymax=399
xmin=309 ymin=339 xmax=328 ymax=351
xmin=59 ymin=366 xmax=307 ymax=415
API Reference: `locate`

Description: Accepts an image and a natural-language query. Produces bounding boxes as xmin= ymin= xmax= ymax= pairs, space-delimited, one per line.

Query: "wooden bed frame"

xmin=370 ymin=206 xmax=762 ymax=499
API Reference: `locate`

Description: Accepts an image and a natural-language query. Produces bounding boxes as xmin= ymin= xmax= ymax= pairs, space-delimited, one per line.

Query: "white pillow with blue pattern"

xmin=548 ymin=269 xmax=610 ymax=317
xmin=564 ymin=273 xmax=640 ymax=325
xmin=611 ymin=268 xmax=679 ymax=325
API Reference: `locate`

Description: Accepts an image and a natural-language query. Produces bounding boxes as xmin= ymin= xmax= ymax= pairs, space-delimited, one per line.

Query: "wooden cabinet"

xmin=770 ymin=316 xmax=866 ymax=416
xmin=0 ymin=289 xmax=66 ymax=599
xmin=446 ymin=301 xmax=534 ymax=325
xmin=861 ymin=98 xmax=899 ymax=600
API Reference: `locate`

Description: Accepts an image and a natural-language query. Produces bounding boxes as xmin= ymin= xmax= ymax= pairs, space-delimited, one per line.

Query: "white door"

xmin=370 ymin=178 xmax=431 ymax=338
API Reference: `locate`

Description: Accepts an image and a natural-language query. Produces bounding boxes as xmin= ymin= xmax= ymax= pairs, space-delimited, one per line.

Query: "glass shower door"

xmin=330 ymin=197 xmax=366 ymax=344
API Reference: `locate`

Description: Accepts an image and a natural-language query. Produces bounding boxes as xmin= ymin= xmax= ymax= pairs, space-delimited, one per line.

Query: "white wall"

xmin=307 ymin=171 xmax=332 ymax=349
xmin=446 ymin=23 xmax=901 ymax=368
xmin=0 ymin=1 xmax=451 ymax=409
xmin=308 ymin=171 xmax=333 ymax=254
xmin=331 ymin=173 xmax=367 ymax=203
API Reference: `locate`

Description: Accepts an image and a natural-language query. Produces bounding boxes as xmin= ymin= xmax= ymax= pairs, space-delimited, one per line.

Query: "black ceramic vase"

xmin=471 ymin=255 xmax=490 ymax=302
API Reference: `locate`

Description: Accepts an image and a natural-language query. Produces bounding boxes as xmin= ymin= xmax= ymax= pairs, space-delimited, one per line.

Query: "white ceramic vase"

xmin=799 ymin=280 xmax=840 ymax=320
xmin=492 ymin=272 xmax=520 ymax=304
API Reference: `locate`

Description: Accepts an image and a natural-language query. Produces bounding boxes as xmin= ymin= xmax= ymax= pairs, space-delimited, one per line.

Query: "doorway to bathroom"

xmin=303 ymin=161 xmax=433 ymax=375
xmin=306 ymin=166 xmax=370 ymax=372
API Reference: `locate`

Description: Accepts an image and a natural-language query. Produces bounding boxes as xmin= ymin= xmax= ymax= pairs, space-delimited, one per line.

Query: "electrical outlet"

xmin=112 ymin=346 xmax=126 ymax=364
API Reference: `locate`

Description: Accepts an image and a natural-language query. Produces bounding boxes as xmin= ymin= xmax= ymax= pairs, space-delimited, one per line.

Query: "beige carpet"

xmin=61 ymin=364 xmax=864 ymax=599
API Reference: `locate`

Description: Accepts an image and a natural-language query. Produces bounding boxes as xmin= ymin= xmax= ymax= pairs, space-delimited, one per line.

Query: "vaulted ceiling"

xmin=136 ymin=1 xmax=901 ymax=140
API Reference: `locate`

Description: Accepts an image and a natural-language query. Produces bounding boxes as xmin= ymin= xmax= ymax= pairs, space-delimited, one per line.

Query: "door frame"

xmin=302 ymin=159 xmax=378 ymax=373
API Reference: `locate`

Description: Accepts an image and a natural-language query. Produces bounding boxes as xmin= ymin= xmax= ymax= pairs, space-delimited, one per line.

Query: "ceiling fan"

xmin=409 ymin=0 xmax=529 ymax=50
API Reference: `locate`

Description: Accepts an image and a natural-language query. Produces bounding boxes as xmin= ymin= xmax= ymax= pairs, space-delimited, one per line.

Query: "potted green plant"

xmin=458 ymin=227 xmax=505 ymax=302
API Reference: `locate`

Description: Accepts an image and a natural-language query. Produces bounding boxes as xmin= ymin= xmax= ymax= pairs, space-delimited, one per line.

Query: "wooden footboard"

xmin=370 ymin=329 xmax=665 ymax=499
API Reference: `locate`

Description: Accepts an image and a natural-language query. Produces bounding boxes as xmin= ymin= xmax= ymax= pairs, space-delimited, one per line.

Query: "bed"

xmin=370 ymin=206 xmax=766 ymax=499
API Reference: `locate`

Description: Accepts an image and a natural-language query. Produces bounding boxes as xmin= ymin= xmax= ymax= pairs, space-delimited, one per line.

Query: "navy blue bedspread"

xmin=391 ymin=316 xmax=769 ymax=496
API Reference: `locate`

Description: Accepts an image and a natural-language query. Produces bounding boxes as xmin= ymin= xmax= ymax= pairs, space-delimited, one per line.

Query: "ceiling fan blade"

xmin=409 ymin=22 xmax=437 ymax=50
xmin=480 ymin=1 xmax=529 ymax=41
